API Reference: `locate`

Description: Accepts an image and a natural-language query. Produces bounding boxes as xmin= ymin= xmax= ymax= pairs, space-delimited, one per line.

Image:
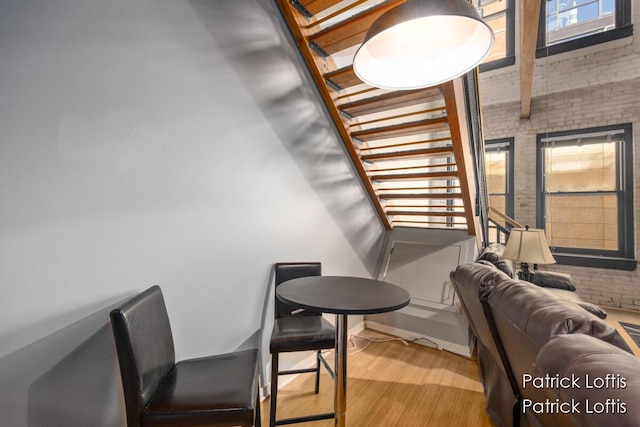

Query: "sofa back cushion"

xmin=451 ymin=263 xmax=511 ymax=345
xmin=450 ymin=262 xmax=517 ymax=427
xmin=477 ymin=243 xmax=514 ymax=278
xmin=488 ymin=279 xmax=629 ymax=351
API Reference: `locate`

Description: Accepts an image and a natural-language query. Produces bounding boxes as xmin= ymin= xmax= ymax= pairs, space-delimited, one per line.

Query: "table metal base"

xmin=335 ymin=314 xmax=348 ymax=427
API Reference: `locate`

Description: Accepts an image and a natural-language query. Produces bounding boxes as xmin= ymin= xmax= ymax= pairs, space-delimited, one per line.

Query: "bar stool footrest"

xmin=279 ymin=367 xmax=317 ymax=375
xmin=275 ymin=412 xmax=335 ymax=425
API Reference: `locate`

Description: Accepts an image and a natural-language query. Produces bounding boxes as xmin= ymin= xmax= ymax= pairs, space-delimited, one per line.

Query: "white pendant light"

xmin=353 ymin=0 xmax=495 ymax=90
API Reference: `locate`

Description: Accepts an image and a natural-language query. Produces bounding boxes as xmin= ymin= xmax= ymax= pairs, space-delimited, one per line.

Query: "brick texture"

xmin=478 ymin=3 xmax=640 ymax=310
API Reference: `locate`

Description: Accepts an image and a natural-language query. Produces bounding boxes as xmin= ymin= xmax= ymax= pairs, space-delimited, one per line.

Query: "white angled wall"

xmin=0 ymin=0 xmax=385 ymax=425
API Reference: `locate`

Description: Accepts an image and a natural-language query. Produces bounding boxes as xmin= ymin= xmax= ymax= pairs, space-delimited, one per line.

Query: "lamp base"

xmin=517 ymin=263 xmax=535 ymax=283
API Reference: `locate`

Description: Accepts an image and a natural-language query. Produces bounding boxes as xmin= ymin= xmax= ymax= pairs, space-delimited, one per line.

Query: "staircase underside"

xmin=276 ymin=0 xmax=482 ymax=234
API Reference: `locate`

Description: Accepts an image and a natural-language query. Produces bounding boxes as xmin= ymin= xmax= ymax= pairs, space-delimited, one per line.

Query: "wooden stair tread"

xmin=309 ymin=0 xmax=402 ymax=55
xmin=386 ymin=210 xmax=467 ymax=217
xmin=340 ymin=87 xmax=443 ymax=117
xmin=379 ymin=193 xmax=464 ymax=199
xmin=324 ymin=66 xmax=361 ymax=90
xmin=299 ymin=0 xmax=344 ymax=16
xmin=391 ymin=219 xmax=468 ymax=226
xmin=361 ymin=145 xmax=453 ymax=161
xmin=370 ymin=170 xmax=458 ymax=181
xmin=352 ymin=117 xmax=449 ymax=142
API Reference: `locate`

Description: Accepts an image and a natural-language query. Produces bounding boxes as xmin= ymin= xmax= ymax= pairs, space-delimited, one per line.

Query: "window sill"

xmin=479 ymin=56 xmax=515 ymax=73
xmin=536 ymin=25 xmax=633 ymax=58
xmin=553 ymin=254 xmax=637 ymax=271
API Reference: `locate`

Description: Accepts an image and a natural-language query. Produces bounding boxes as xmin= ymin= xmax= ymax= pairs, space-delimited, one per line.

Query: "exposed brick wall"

xmin=478 ymin=3 xmax=640 ymax=310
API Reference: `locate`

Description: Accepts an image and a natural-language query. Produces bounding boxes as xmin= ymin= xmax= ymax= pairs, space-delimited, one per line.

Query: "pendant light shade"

xmin=353 ymin=0 xmax=494 ymax=90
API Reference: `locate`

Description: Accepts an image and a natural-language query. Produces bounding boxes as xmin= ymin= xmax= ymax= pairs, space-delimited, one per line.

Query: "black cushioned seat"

xmin=270 ymin=316 xmax=335 ymax=353
xmin=110 ymin=285 xmax=261 ymax=427
xmin=269 ymin=262 xmax=335 ymax=427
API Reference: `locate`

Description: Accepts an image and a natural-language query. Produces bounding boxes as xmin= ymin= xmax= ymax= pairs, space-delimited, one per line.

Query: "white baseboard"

xmin=364 ymin=320 xmax=474 ymax=358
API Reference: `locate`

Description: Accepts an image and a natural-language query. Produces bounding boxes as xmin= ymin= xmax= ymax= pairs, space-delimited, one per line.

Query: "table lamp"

xmin=502 ymin=226 xmax=556 ymax=282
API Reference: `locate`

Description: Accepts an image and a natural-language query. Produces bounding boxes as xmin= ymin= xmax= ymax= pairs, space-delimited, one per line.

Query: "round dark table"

xmin=276 ymin=276 xmax=410 ymax=427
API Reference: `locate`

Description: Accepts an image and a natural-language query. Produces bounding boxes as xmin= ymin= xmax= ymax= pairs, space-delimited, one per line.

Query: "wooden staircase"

xmin=276 ymin=0 xmax=485 ymax=234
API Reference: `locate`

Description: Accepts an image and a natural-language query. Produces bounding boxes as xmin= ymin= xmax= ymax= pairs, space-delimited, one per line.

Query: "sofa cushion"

xmin=536 ymin=334 xmax=640 ymax=427
xmin=488 ymin=279 xmax=630 ymax=352
xmin=478 ymin=243 xmax=515 ymax=278
xmin=575 ymin=301 xmax=608 ymax=319
xmin=531 ymin=270 xmax=576 ymax=291
xmin=539 ymin=286 xmax=608 ymax=319
xmin=453 ymin=262 xmax=511 ymax=300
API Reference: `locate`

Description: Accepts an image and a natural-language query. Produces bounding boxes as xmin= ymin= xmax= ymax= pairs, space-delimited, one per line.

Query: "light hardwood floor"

xmin=261 ymin=329 xmax=492 ymax=427
xmin=262 ymin=309 xmax=640 ymax=427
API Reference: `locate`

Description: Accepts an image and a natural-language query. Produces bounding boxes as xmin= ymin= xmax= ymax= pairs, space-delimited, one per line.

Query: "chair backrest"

xmin=274 ymin=262 xmax=321 ymax=319
xmin=110 ymin=286 xmax=176 ymax=427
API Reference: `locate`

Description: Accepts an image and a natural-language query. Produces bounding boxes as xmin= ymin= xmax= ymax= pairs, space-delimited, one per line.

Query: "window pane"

xmin=537 ymin=124 xmax=632 ymax=261
xmin=544 ymin=142 xmax=616 ymax=192
xmin=577 ymin=3 xmax=599 ymax=23
xmin=475 ymin=0 xmax=513 ymax=66
xmin=602 ymin=0 xmax=615 ymax=14
xmin=479 ymin=0 xmax=507 ymax=15
xmin=558 ymin=5 xmax=601 ymax=29
xmin=545 ymin=0 xmax=616 ymax=45
xmin=485 ymin=151 xmax=506 ymax=193
xmin=545 ymin=194 xmax=618 ymax=250
xmin=482 ymin=12 xmax=507 ymax=63
xmin=489 ymin=195 xmax=507 ymax=227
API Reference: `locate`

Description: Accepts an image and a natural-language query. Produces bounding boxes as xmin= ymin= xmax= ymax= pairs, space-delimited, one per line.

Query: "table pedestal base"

xmin=334 ymin=314 xmax=348 ymax=427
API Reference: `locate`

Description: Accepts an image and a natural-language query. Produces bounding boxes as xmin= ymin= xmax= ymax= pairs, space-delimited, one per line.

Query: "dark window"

xmin=536 ymin=0 xmax=632 ymax=57
xmin=536 ymin=124 xmax=635 ymax=270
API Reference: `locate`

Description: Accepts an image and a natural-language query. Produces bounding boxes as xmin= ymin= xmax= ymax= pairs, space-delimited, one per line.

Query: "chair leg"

xmin=314 ymin=350 xmax=321 ymax=394
xmin=255 ymin=388 xmax=262 ymax=427
xmin=270 ymin=353 xmax=279 ymax=427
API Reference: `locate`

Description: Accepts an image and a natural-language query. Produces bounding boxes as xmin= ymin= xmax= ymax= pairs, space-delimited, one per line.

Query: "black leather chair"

xmin=269 ymin=263 xmax=335 ymax=427
xmin=110 ymin=285 xmax=261 ymax=427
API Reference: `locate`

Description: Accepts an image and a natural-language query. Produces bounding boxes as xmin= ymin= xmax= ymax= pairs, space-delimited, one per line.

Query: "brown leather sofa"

xmin=451 ymin=261 xmax=638 ymax=427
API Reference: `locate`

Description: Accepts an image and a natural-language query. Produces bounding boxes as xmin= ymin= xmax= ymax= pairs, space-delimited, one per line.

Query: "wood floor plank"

xmin=262 ymin=330 xmax=493 ymax=426
xmin=604 ymin=306 xmax=640 ymax=357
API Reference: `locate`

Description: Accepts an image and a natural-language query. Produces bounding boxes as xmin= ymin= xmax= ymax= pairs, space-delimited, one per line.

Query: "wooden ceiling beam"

xmin=521 ymin=0 xmax=542 ymax=119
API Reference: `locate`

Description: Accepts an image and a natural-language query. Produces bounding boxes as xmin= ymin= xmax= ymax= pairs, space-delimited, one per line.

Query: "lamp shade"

xmin=502 ymin=228 xmax=556 ymax=265
xmin=352 ymin=0 xmax=494 ymax=90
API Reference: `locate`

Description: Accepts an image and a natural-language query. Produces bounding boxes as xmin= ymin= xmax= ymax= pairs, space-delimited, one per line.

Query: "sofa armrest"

xmin=531 ymin=270 xmax=576 ymax=291
xmin=536 ymin=334 xmax=639 ymax=426
xmin=541 ymin=285 xmax=608 ymax=319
